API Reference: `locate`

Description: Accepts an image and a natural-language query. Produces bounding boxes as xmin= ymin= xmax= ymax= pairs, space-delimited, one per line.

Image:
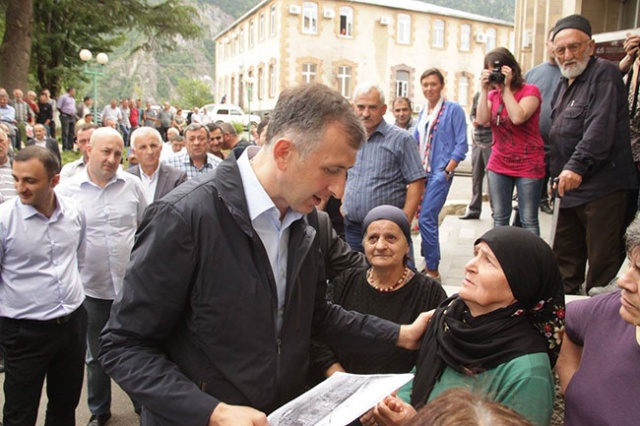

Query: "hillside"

xmin=90 ymin=0 xmax=515 ymax=107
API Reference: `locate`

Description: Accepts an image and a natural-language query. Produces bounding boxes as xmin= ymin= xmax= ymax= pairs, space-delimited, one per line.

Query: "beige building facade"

xmin=214 ymin=0 xmax=513 ymax=116
xmin=515 ymin=0 xmax=640 ymax=71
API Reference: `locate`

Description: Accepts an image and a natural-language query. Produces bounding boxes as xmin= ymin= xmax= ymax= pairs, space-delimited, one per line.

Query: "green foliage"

xmin=173 ymin=78 xmax=214 ymax=109
xmin=232 ymin=121 xmax=244 ymax=135
xmin=204 ymin=0 xmax=258 ymax=18
xmin=61 ymin=149 xmax=81 ymax=166
xmin=414 ymin=0 xmax=515 ymax=22
xmin=29 ymin=0 xmax=203 ymax=96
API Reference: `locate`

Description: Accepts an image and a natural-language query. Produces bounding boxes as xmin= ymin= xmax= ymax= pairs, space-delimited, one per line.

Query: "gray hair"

xmin=130 ymin=127 xmax=162 ymax=150
xmin=352 ymin=82 xmax=386 ymax=105
xmin=266 ymin=83 xmax=366 ymax=158
xmin=184 ymin=122 xmax=209 ymax=139
xmin=626 ymin=215 xmax=640 ymax=254
xmin=219 ymin=122 xmax=238 ymax=137
xmin=33 ymin=123 xmax=47 ymax=132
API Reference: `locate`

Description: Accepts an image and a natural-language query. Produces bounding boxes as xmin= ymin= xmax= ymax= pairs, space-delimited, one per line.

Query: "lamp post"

xmin=245 ymin=77 xmax=254 ymax=140
xmin=79 ymin=49 xmax=108 ymax=124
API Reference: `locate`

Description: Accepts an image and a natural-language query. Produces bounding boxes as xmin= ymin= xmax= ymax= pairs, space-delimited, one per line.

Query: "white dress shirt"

xmin=0 ymin=196 xmax=86 ymax=320
xmin=237 ymin=147 xmax=303 ymax=332
xmin=56 ymin=169 xmax=147 ymax=299
xmin=139 ymin=165 xmax=159 ymax=204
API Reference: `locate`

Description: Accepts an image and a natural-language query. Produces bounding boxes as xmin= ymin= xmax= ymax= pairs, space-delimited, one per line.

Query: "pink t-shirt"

xmin=487 ymin=83 xmax=545 ymax=178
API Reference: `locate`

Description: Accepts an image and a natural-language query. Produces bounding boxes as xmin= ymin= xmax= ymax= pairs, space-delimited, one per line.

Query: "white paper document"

xmin=267 ymin=372 xmax=413 ymax=426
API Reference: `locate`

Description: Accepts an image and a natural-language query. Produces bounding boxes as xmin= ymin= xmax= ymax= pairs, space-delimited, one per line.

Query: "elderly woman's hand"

xmin=396 ymin=310 xmax=435 ymax=350
xmin=368 ymin=395 xmax=416 ymax=426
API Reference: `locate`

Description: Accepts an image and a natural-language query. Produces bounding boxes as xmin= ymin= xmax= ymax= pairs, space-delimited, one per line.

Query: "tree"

xmin=173 ymin=78 xmax=213 ymax=109
xmin=0 ymin=0 xmax=203 ymax=97
xmin=0 ymin=0 xmax=33 ymax=93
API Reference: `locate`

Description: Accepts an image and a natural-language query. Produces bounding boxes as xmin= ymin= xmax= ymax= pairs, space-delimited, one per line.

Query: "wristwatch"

xmin=445 ymin=170 xmax=455 ymax=177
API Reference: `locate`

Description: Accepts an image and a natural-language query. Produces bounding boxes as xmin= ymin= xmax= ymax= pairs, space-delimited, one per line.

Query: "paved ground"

xmin=0 ymin=175 xmax=566 ymax=425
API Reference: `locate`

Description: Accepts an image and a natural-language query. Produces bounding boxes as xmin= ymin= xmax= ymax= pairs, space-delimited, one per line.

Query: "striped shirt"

xmin=0 ymin=160 xmax=16 ymax=201
xmin=343 ymin=119 xmax=425 ymax=222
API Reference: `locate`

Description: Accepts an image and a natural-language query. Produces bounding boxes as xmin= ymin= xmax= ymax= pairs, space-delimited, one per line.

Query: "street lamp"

xmin=79 ymin=49 xmax=108 ymax=124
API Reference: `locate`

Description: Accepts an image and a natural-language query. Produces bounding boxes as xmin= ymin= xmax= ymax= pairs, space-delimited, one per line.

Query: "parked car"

xmin=200 ymin=103 xmax=261 ymax=129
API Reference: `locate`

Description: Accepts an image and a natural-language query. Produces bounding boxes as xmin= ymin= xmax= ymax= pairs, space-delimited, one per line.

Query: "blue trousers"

xmin=488 ymin=171 xmax=543 ymax=235
xmin=419 ymin=172 xmax=453 ymax=271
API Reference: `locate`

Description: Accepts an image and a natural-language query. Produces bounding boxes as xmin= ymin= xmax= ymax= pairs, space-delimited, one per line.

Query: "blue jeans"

xmin=83 ymin=296 xmax=113 ymax=416
xmin=419 ymin=171 xmax=453 ymax=271
xmin=488 ymin=171 xmax=542 ymax=235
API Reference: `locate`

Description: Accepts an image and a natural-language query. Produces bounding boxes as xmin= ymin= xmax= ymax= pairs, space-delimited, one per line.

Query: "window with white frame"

xmin=259 ymin=12 xmax=265 ymax=41
xmin=249 ymin=20 xmax=255 ymax=47
xmin=302 ymin=62 xmax=317 ymax=83
xmin=270 ymin=4 xmax=277 ymax=37
xmin=302 ymin=2 xmax=318 ymax=34
xmin=258 ymin=67 xmax=265 ymax=99
xmin=433 ymin=19 xmax=445 ymax=48
xmin=397 ymin=14 xmax=410 ymax=44
xmin=486 ymin=28 xmax=497 ymax=51
xmin=239 ymin=28 xmax=244 ymax=51
xmin=395 ymin=70 xmax=409 ymax=98
xmin=337 ymin=65 xmax=352 ymax=97
xmin=460 ymin=24 xmax=470 ymax=51
xmin=269 ymin=63 xmax=276 ymax=98
xmin=457 ymin=75 xmax=469 ymax=106
xmin=339 ymin=7 xmax=353 ymax=37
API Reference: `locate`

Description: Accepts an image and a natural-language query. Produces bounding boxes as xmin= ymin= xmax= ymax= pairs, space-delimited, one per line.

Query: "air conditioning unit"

xmin=379 ymin=16 xmax=392 ymax=26
xmin=289 ymin=5 xmax=301 ymax=15
xmin=475 ymin=33 xmax=487 ymax=43
xmin=323 ymin=9 xmax=335 ymax=19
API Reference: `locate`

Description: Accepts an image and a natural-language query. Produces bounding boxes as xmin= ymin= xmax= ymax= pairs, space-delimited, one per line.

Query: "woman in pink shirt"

xmin=476 ymin=48 xmax=545 ymax=235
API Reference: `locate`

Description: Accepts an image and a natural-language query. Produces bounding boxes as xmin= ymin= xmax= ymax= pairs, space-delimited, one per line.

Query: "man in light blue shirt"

xmin=343 ymin=83 xmax=425 ymax=253
xmin=56 ymin=127 xmax=146 ymax=425
xmin=0 ymin=146 xmax=87 ymax=426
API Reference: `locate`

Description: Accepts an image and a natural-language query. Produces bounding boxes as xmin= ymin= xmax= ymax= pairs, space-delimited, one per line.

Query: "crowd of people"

xmin=0 ymin=12 xmax=639 ymax=426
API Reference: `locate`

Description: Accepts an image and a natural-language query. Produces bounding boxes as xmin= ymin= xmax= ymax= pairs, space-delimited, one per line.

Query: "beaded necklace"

xmin=367 ymin=267 xmax=409 ymax=292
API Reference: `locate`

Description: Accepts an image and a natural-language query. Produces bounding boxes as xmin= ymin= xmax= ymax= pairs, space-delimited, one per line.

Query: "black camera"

xmin=488 ymin=61 xmax=505 ymax=84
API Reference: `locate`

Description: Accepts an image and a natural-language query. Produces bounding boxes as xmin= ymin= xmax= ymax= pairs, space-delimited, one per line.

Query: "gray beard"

xmin=559 ymin=56 xmax=590 ymax=80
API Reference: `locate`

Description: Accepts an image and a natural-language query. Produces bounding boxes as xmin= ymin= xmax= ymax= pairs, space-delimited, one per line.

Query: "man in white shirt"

xmin=60 ymin=123 xmax=97 ymax=180
xmin=26 ymin=123 xmax=61 ymax=163
xmin=56 ymin=127 xmax=147 ymax=426
xmin=127 ymin=127 xmax=186 ymax=203
xmin=0 ymin=146 xmax=87 ymax=426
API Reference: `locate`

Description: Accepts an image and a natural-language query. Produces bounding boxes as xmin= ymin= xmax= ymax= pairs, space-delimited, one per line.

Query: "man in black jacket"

xmin=99 ymin=83 xmax=429 ymax=426
xmin=550 ymin=14 xmax=638 ymax=294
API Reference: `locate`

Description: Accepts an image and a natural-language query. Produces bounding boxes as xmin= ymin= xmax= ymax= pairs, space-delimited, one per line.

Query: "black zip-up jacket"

xmin=550 ymin=56 xmax=638 ymax=208
xmin=99 ymin=154 xmax=399 ymax=425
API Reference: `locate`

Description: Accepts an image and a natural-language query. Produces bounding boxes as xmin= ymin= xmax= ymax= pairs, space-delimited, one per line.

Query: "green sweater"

xmin=399 ymin=353 xmax=553 ymax=426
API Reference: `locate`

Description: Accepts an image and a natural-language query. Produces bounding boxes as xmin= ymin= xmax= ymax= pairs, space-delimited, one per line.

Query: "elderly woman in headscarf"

xmin=362 ymin=226 xmax=565 ymax=426
xmin=310 ymin=205 xmax=446 ymax=380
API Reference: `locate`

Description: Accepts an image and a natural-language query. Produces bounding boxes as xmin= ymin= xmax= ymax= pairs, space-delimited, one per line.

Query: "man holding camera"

xmin=549 ymin=14 xmax=637 ymax=295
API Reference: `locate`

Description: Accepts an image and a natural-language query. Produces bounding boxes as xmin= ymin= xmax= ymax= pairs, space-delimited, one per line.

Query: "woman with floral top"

xmin=362 ymin=226 xmax=565 ymax=426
